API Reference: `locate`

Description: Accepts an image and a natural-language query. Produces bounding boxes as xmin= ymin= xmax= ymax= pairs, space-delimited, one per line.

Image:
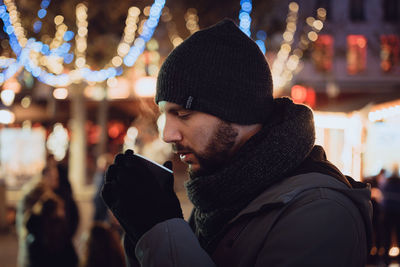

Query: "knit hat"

xmin=155 ymin=19 xmax=273 ymax=125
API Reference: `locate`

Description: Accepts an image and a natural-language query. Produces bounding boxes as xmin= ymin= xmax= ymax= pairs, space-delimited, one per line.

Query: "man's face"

xmin=159 ymin=101 xmax=239 ymax=177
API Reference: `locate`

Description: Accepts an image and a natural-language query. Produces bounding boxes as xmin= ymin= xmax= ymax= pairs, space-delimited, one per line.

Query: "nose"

xmin=162 ymin=116 xmax=183 ymax=143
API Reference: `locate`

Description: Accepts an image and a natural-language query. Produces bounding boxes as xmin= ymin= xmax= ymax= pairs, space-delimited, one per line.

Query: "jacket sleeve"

xmin=134 ymin=218 xmax=216 ymax=267
xmin=255 ymin=192 xmax=368 ymax=267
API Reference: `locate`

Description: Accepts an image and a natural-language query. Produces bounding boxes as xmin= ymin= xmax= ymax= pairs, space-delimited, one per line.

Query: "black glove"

xmin=101 ymin=149 xmax=183 ymax=243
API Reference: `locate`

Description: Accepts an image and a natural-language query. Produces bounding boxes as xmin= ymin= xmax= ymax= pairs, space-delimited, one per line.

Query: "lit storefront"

xmin=313 ymin=99 xmax=400 ymax=180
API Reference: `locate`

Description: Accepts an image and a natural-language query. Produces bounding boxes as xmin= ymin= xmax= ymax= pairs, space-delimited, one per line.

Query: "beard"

xmin=173 ymin=120 xmax=239 ymax=178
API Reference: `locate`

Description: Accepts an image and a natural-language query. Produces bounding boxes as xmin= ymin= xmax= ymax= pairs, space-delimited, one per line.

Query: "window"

xmin=383 ymin=0 xmax=399 ymax=22
xmin=312 ymin=35 xmax=334 ymax=72
xmin=347 ymin=35 xmax=367 ymax=74
xmin=381 ymin=35 xmax=399 ymax=72
xmin=349 ymin=0 xmax=365 ymax=21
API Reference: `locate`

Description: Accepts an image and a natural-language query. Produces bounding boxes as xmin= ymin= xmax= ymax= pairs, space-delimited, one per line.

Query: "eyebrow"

xmin=167 ymin=107 xmax=189 ymax=114
xmin=159 ymin=104 xmax=186 ymax=114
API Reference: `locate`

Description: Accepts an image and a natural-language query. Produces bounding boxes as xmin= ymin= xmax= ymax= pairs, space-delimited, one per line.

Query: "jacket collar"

xmin=231 ymin=172 xmax=371 ymax=222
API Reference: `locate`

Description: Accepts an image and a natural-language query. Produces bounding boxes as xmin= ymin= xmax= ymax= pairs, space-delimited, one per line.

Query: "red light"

xmin=305 ymin=88 xmax=316 ymax=108
xmin=291 ymin=85 xmax=307 ymax=103
xmin=108 ymin=122 xmax=125 ymax=139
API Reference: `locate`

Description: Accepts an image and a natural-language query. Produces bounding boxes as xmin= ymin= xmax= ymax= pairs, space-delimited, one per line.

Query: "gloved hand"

xmin=101 ymin=149 xmax=183 ymax=243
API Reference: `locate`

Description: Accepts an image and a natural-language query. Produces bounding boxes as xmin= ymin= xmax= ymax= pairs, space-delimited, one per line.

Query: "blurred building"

xmin=267 ymin=0 xmax=400 ymax=179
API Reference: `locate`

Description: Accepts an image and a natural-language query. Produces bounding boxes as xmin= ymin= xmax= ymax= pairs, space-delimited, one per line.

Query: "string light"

xmin=74 ymin=3 xmax=87 ymax=71
xmin=3 ymin=0 xmax=27 ymax=50
xmin=0 ymin=1 xmax=71 ymax=84
xmin=46 ymin=123 xmax=69 ymax=161
xmin=255 ymin=30 xmax=267 ymax=54
xmin=163 ymin=7 xmax=199 ymax=48
xmin=21 ymin=95 xmax=31 ymax=108
xmin=115 ymin=6 xmax=141 ymax=65
xmin=0 ymin=0 xmax=165 ymax=86
xmin=239 ymin=0 xmax=252 ymax=36
xmin=124 ymin=0 xmax=166 ymax=67
xmin=163 ymin=7 xmax=183 ymax=48
xmin=33 ymin=0 xmax=51 ymax=33
xmin=271 ymin=1 xmax=299 ymax=91
xmin=272 ymin=3 xmax=326 ymax=92
xmin=0 ymin=56 xmax=15 ymax=68
xmin=53 ymin=87 xmax=68 ymax=99
xmin=184 ymin=8 xmax=199 ymax=34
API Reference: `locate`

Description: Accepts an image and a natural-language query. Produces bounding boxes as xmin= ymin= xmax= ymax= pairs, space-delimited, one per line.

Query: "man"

xmin=102 ymin=19 xmax=372 ymax=266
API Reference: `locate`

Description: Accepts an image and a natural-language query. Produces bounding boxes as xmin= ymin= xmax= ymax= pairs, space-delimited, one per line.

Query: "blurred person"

xmin=25 ymin=191 xmax=78 ymax=267
xmin=16 ymin=161 xmax=60 ymax=267
xmin=364 ymin=169 xmax=386 ymax=263
xmin=102 ymin=19 xmax=372 ymax=266
xmin=382 ymin=164 xmax=400 ymax=264
xmin=81 ymin=222 xmax=126 ymax=267
xmin=93 ymin=153 xmax=113 ymax=222
xmin=55 ymin=162 xmax=80 ymax=240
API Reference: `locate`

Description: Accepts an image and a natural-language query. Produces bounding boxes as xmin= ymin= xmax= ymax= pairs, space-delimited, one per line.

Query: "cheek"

xmin=189 ymin=126 xmax=213 ymax=153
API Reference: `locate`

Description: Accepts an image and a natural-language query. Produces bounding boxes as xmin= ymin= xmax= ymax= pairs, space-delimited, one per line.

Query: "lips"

xmin=178 ymin=152 xmax=193 ymax=163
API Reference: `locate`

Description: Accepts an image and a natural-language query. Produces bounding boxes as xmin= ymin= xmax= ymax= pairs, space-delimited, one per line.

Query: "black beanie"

xmin=155 ymin=19 xmax=273 ymax=125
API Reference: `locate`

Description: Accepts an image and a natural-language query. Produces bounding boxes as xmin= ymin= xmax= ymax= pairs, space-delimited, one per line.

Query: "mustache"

xmin=172 ymin=143 xmax=193 ymax=153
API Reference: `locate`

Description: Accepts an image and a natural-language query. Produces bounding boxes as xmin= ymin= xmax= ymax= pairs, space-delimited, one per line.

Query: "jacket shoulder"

xmin=215 ymin=173 xmax=369 ymax=267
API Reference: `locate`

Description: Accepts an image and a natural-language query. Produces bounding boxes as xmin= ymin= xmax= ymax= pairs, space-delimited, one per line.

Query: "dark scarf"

xmin=185 ymin=98 xmax=316 ymax=249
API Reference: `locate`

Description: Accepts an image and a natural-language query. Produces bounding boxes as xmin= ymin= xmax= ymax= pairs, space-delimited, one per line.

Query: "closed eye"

xmin=177 ymin=112 xmax=192 ymax=120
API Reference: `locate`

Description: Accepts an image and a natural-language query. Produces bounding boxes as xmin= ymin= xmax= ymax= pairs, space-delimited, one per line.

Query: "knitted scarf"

xmin=185 ymin=98 xmax=316 ymax=249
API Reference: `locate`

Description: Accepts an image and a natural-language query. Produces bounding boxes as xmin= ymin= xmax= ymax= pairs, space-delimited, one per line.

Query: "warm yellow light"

xmin=286 ymin=22 xmax=296 ymax=32
xmin=172 ymin=37 xmax=183 ymax=47
xmin=107 ymin=78 xmax=131 ymax=99
xmin=106 ymin=77 xmax=118 ymax=88
xmin=127 ymin=126 xmax=138 ymax=139
xmin=21 ymin=96 xmax=31 ymax=108
xmin=147 ymin=39 xmax=159 ymax=51
xmin=75 ymin=57 xmax=86 ymax=68
xmin=76 ymin=4 xmax=88 ymax=21
xmin=283 ymin=32 xmax=294 ymax=42
xmin=286 ymin=55 xmax=299 ymax=71
xmin=76 ymin=41 xmax=87 ymax=52
xmin=123 ymin=35 xmax=135 ymax=44
xmin=117 ymin=43 xmax=130 ymax=56
xmin=78 ymin=27 xmax=88 ymax=37
xmin=306 ymin=17 xmax=315 ymax=27
xmin=22 ymin=120 xmax=31 ymax=129
xmin=129 ymin=6 xmax=140 ymax=17
xmin=53 ymin=88 xmax=68 ymax=99
xmin=134 ymin=76 xmax=157 ymax=97
xmin=313 ymin=20 xmax=323 ymax=31
xmin=317 ymin=8 xmax=327 ymax=18
xmin=54 ymin=15 xmax=64 ymax=25
xmin=307 ymin=31 xmax=318 ymax=42
xmin=112 ymin=56 xmax=123 ymax=67
xmin=69 ymin=70 xmax=82 ymax=81
xmin=143 ymin=6 xmax=151 ymax=16
xmin=84 ymin=86 xmax=106 ymax=101
xmin=288 ymin=2 xmax=299 ymax=12
xmin=281 ymin=43 xmax=292 ymax=53
xmin=389 ymin=247 xmax=400 ymax=257
xmin=293 ymin=48 xmax=303 ymax=57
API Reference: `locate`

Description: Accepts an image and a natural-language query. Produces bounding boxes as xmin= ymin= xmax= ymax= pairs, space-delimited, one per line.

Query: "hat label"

xmin=185 ymin=96 xmax=194 ymax=109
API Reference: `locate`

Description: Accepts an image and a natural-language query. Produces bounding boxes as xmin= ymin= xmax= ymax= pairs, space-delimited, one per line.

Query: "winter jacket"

xmin=133 ymin=172 xmax=372 ymax=267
